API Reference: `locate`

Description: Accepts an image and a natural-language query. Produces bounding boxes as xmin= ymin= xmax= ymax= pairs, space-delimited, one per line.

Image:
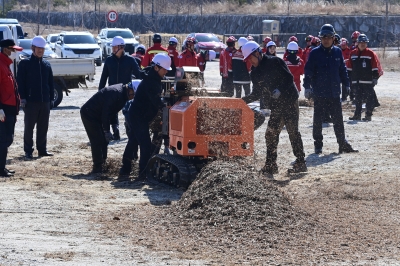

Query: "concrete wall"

xmin=8 ymin=11 xmax=400 ymax=47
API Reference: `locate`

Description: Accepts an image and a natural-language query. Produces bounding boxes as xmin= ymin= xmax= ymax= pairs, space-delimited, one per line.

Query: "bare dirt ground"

xmin=1 ymin=60 xmax=400 ymax=265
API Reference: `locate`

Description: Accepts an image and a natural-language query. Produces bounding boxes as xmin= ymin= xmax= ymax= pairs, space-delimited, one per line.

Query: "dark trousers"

xmin=233 ymin=83 xmax=250 ymax=98
xmin=121 ymin=115 xmax=139 ymax=172
xmin=23 ymin=102 xmax=50 ymax=154
xmin=128 ymin=115 xmax=156 ymax=175
xmin=354 ymin=83 xmax=376 ymax=117
xmin=80 ymin=113 xmax=108 ymax=168
xmin=0 ymin=115 xmax=16 ymax=170
xmin=221 ymin=72 xmax=234 ymax=96
xmin=265 ymin=100 xmax=305 ymax=163
xmin=313 ymin=97 xmax=346 ymax=149
xmin=110 ymin=113 xmax=119 ymax=135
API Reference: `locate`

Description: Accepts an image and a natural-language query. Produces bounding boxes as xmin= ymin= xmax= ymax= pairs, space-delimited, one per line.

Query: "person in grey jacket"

xmin=98 ymin=36 xmax=141 ymax=141
xmin=17 ymin=36 xmax=54 ymax=159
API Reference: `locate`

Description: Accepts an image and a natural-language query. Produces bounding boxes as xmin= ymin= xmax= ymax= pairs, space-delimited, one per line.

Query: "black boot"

xmin=339 ymin=142 xmax=359 ymax=154
xmin=288 ymin=158 xmax=307 ymax=173
xmin=261 ymin=161 xmax=278 ymax=175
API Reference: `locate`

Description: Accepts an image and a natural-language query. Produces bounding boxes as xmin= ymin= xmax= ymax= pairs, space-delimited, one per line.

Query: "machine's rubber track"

xmin=146 ymin=154 xmax=198 ymax=188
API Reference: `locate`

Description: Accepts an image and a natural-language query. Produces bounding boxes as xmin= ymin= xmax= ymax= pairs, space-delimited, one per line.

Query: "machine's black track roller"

xmin=146 ymin=154 xmax=198 ymax=188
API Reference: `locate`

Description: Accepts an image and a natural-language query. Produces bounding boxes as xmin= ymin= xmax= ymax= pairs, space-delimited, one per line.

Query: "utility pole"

xmin=383 ymin=0 xmax=388 ymax=58
xmin=37 ymin=0 xmax=40 ymax=35
xmin=152 ymin=0 xmax=154 ymax=18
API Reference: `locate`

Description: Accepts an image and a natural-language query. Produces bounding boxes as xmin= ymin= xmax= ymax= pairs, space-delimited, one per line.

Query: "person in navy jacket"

xmin=17 ymin=36 xmax=54 ymax=159
xmin=303 ymin=24 xmax=358 ymax=155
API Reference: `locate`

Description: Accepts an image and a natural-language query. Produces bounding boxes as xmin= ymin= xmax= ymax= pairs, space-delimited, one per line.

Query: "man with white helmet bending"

xmin=99 ymin=36 xmax=141 ymax=141
xmin=119 ymin=53 xmax=171 ymax=181
xmin=17 ymin=36 xmax=54 ymax=159
xmin=241 ymin=41 xmax=307 ymax=176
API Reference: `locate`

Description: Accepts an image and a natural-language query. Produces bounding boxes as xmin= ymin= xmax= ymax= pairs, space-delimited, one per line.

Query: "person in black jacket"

xmin=241 ymin=41 xmax=307 ymax=175
xmin=17 ymin=36 xmax=54 ymax=159
xmin=80 ymin=83 xmax=135 ymax=174
xmin=98 ymin=36 xmax=141 ymax=141
xmin=119 ymin=54 xmax=171 ymax=181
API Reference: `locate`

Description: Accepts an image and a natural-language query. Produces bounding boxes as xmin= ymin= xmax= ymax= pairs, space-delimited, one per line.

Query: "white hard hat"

xmin=238 ymin=37 xmax=248 ymax=48
xmin=169 ymin=37 xmax=178 ymax=44
xmin=242 ymin=41 xmax=260 ymax=60
xmin=32 ymin=36 xmax=46 ymax=48
xmin=112 ymin=36 xmax=125 ymax=47
xmin=287 ymin=41 xmax=298 ymax=51
xmin=267 ymin=41 xmax=276 ymax=48
xmin=137 ymin=44 xmax=146 ymax=50
xmin=152 ymin=53 xmax=172 ymax=70
xmin=208 ymin=50 xmax=216 ymax=61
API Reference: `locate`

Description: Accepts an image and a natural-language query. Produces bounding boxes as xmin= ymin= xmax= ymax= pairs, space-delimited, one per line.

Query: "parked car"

xmin=54 ymin=31 xmax=102 ymax=66
xmin=46 ymin=33 xmax=58 ymax=51
xmin=182 ymin=33 xmax=226 ymax=57
xmin=17 ymin=39 xmax=58 ymax=60
xmin=96 ymin=28 xmax=140 ymax=58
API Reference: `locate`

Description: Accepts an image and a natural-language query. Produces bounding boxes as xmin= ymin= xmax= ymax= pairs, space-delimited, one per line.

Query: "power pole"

xmin=383 ymin=0 xmax=388 ymax=58
xmin=37 ymin=0 xmax=40 ymax=35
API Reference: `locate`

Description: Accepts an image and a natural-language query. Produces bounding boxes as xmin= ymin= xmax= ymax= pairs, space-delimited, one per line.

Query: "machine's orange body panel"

xmin=169 ymin=96 xmax=254 ymax=157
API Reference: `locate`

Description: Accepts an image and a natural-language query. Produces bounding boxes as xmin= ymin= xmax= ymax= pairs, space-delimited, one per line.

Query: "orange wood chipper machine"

xmin=146 ymin=67 xmax=261 ymax=187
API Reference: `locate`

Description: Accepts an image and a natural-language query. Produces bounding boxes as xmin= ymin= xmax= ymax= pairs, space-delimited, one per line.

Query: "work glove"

xmin=372 ymin=79 xmax=378 ymax=86
xmin=104 ymin=131 xmax=114 ymax=142
xmin=0 ymin=109 xmax=5 ymax=122
xmin=304 ymin=89 xmax=313 ymax=100
xmin=20 ymin=99 xmax=27 ymax=108
xmin=271 ymin=89 xmax=281 ymax=99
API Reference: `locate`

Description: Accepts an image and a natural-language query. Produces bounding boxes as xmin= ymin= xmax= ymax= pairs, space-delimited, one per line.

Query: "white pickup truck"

xmin=50 ymin=58 xmax=96 ymax=107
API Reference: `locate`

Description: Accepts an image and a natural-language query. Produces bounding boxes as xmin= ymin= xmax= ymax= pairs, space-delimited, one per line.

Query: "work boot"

xmin=362 ymin=115 xmax=372 ymax=121
xmin=349 ymin=115 xmax=361 ymax=120
xmin=288 ymin=159 xmax=307 ymax=173
xmin=339 ymin=143 xmax=359 ymax=154
xmin=261 ymin=161 xmax=278 ymax=175
xmin=0 ymin=169 xmax=13 ymax=177
xmin=91 ymin=165 xmax=103 ymax=174
xmin=314 ymin=147 xmax=322 ymax=154
xmin=5 ymin=168 xmax=15 ymax=174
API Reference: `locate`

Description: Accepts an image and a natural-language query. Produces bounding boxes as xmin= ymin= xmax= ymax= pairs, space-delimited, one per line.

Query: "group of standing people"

xmin=0 ymin=36 xmax=54 ymax=177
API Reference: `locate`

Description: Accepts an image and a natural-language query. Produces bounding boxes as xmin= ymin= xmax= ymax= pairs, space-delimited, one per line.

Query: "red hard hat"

xmin=186 ymin=37 xmax=197 ymax=44
xmin=263 ymin=36 xmax=272 ymax=43
xmin=311 ymin=37 xmax=321 ymax=45
xmin=351 ymin=31 xmax=360 ymax=39
xmin=226 ymin=36 xmax=237 ymax=43
xmin=305 ymin=35 xmax=313 ymax=42
xmin=289 ymin=36 xmax=298 ymax=42
xmin=340 ymin=38 xmax=348 ymax=44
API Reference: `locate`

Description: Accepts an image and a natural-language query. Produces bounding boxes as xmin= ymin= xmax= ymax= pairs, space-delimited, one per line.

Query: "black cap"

xmin=0 ymin=39 xmax=23 ymax=51
xmin=152 ymin=33 xmax=162 ymax=43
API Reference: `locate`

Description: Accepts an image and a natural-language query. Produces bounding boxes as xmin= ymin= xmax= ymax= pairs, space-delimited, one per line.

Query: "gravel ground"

xmin=0 ymin=60 xmax=399 ymax=265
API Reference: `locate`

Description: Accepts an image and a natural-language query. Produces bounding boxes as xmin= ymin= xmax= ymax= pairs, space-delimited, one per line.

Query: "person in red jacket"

xmin=350 ymin=31 xmax=360 ymax=50
xmin=340 ymin=38 xmax=353 ymax=102
xmin=0 ymin=39 xmax=22 ymax=177
xmin=166 ymin=37 xmax=179 ymax=79
xmin=302 ymin=35 xmax=314 ymax=64
xmin=178 ymin=37 xmax=198 ymax=67
xmin=283 ymin=36 xmax=303 ymax=59
xmin=141 ymin=33 xmax=168 ymax=68
xmin=197 ymin=50 xmax=216 ymax=84
xmin=347 ymin=34 xmax=381 ymax=121
xmin=284 ymin=41 xmax=304 ymax=92
xmin=261 ymin=36 xmax=272 ymax=54
xmin=131 ymin=44 xmax=146 ymax=67
xmin=232 ymin=37 xmax=252 ymax=98
xmin=219 ymin=36 xmax=236 ymax=95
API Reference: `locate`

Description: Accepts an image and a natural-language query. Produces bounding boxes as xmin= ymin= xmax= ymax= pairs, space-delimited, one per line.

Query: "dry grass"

xmin=15 ymin=0 xmax=400 ymax=16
